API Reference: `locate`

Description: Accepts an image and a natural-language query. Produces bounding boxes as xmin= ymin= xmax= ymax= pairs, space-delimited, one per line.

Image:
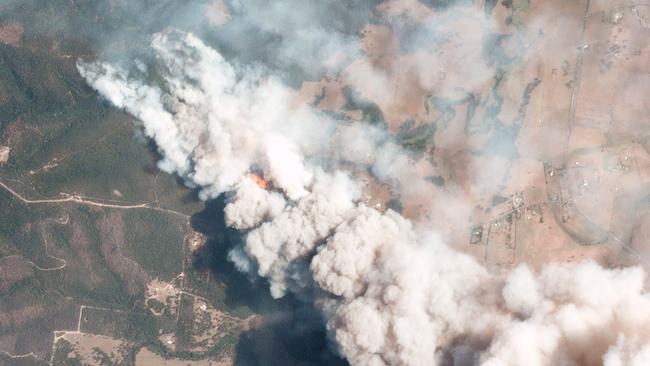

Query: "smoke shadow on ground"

xmin=189 ymin=195 xmax=274 ymax=311
xmin=234 ymin=298 xmax=350 ymax=366
xmin=188 ymin=197 xmax=348 ymax=365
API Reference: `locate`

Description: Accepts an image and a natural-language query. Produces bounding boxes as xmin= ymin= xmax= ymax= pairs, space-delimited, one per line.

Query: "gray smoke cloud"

xmin=77 ymin=2 xmax=650 ymax=365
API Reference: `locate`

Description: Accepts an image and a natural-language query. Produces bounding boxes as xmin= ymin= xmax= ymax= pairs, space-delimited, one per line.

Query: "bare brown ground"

xmin=0 ymin=146 xmax=9 ymax=165
xmin=293 ymin=0 xmax=650 ymax=270
xmin=0 ymin=23 xmax=22 ymax=46
xmin=54 ymin=332 xmax=132 ymax=366
xmin=343 ymin=24 xmax=438 ymax=131
xmin=206 ymin=0 xmax=230 ymax=26
xmin=136 ymin=346 xmax=232 ymax=366
xmin=299 ymin=77 xmax=347 ymax=111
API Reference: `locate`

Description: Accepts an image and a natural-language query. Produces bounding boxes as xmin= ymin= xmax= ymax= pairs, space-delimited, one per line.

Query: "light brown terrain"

xmin=0 ymin=23 xmax=22 ymax=46
xmin=301 ymin=0 xmax=650 ymax=272
xmin=135 ymin=347 xmax=232 ymax=366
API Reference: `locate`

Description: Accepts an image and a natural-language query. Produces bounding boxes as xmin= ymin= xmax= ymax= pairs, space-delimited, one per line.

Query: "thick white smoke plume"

xmin=78 ymin=18 xmax=650 ymax=366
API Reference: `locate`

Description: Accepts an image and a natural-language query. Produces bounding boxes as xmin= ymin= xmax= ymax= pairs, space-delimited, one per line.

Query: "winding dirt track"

xmin=0 ymin=180 xmax=149 ymax=208
xmin=0 ymin=180 xmax=190 ymax=218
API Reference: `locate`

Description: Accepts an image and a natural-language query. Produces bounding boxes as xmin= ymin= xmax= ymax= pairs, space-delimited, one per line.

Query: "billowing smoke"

xmin=77 ymin=3 xmax=650 ymax=366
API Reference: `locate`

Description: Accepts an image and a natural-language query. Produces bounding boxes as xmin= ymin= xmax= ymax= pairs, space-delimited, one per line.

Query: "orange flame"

xmin=250 ymin=173 xmax=269 ymax=190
